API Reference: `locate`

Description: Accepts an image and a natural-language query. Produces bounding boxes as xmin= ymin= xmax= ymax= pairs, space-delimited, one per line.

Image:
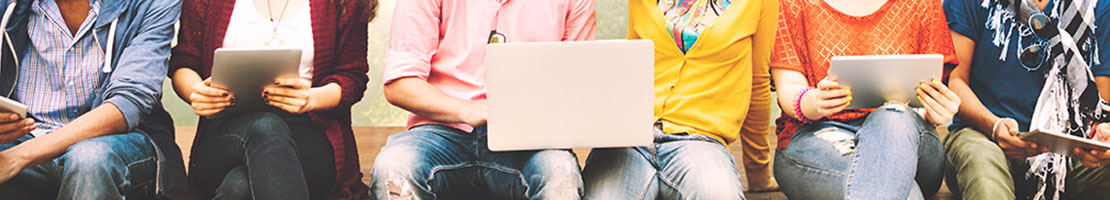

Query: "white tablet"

xmin=0 ymin=96 xmax=26 ymax=117
xmin=1021 ymin=129 xmax=1110 ymax=153
xmin=209 ymin=48 xmax=301 ymax=118
xmin=828 ymin=54 xmax=944 ymax=108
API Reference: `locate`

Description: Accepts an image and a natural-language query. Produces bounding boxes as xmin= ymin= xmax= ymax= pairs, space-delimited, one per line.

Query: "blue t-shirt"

xmin=944 ymin=0 xmax=1110 ymax=132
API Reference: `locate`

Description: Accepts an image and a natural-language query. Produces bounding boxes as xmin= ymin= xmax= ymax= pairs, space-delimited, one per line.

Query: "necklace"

xmin=265 ymin=0 xmax=292 ymax=47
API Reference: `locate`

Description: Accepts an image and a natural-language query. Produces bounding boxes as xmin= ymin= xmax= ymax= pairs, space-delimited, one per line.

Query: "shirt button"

xmin=67 ymin=81 xmax=74 ymax=86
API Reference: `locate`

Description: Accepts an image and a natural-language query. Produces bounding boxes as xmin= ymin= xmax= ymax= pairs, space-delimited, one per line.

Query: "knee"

xmin=370 ymin=142 xmax=436 ymax=196
xmin=214 ymin=168 xmax=252 ymax=199
xmin=526 ymin=150 xmax=583 ymax=198
xmin=229 ymin=112 xmax=293 ymax=143
xmin=62 ymin=139 xmax=131 ymax=176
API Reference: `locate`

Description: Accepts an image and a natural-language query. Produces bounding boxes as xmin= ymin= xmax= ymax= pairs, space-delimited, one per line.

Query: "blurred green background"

xmin=161 ymin=0 xmax=630 ymax=126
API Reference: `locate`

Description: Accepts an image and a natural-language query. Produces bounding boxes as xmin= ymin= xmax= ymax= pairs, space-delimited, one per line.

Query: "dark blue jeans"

xmin=189 ymin=111 xmax=335 ymax=200
xmin=581 ymin=130 xmax=746 ymax=200
xmin=370 ymin=125 xmax=583 ymax=200
xmin=0 ymin=132 xmax=157 ymax=200
xmin=773 ymin=103 xmax=945 ymax=200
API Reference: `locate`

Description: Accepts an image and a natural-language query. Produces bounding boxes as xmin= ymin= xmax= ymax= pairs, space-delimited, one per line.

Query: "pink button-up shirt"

xmin=384 ymin=0 xmax=597 ymax=132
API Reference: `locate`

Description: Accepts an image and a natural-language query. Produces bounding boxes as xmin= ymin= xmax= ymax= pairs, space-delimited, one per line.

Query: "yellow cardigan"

xmin=630 ymin=0 xmax=777 ymax=144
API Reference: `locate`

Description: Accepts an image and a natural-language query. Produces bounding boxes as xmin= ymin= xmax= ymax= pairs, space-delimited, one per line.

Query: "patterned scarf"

xmin=658 ymin=0 xmax=731 ymax=52
xmin=988 ymin=0 xmax=1106 ymax=199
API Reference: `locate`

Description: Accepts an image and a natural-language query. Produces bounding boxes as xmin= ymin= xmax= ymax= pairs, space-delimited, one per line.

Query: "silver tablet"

xmin=209 ymin=48 xmax=301 ymax=118
xmin=1021 ymin=129 xmax=1110 ymax=153
xmin=828 ymin=54 xmax=944 ymax=108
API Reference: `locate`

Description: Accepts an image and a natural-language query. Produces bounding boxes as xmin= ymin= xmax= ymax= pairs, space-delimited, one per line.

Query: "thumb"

xmin=1096 ymin=123 xmax=1110 ymax=142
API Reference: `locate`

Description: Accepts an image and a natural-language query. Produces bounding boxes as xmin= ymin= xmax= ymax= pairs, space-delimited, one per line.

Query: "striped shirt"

xmin=16 ymin=0 xmax=104 ymax=136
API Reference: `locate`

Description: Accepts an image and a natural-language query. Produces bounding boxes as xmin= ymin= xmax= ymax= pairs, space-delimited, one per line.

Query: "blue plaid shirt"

xmin=16 ymin=0 xmax=103 ymax=136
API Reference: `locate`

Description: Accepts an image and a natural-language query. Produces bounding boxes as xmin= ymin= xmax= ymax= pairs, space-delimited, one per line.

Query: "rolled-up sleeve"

xmin=382 ymin=0 xmax=441 ymax=85
xmin=563 ymin=0 xmax=596 ymax=41
xmin=105 ymin=0 xmax=180 ymax=130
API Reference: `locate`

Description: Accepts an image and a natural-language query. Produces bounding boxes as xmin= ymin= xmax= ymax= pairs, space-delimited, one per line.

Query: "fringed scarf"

xmin=983 ymin=0 xmax=1106 ymax=199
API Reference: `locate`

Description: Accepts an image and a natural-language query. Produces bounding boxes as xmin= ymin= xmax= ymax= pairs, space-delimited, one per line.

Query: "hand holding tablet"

xmin=208 ymin=48 xmax=302 ymax=118
xmin=0 ymin=96 xmax=33 ymax=144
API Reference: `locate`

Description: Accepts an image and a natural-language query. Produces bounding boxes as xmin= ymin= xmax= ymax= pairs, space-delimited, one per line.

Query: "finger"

xmin=818 ymin=89 xmax=851 ymax=101
xmin=194 ymin=108 xmax=223 ymax=117
xmin=192 ymin=102 xmax=233 ymax=111
xmin=919 ymin=82 xmax=951 ymax=105
xmin=1095 ymin=150 xmax=1110 ymax=160
xmin=1076 ymin=149 xmax=1103 ymax=167
xmin=820 ymin=96 xmax=852 ymax=110
xmin=931 ymin=78 xmax=962 ymax=106
xmin=193 ymin=83 xmax=230 ymax=97
xmin=0 ymin=118 xmax=31 ymax=133
xmin=190 ymin=93 xmax=233 ymax=104
xmin=262 ymin=87 xmax=310 ymax=99
xmin=917 ymin=90 xmax=949 ymax=117
xmin=817 ymin=78 xmax=844 ymax=90
xmin=267 ymin=100 xmax=303 ymax=113
xmin=1096 ymin=123 xmax=1110 ymax=142
xmin=0 ymin=113 xmax=20 ymax=123
xmin=274 ymin=78 xmax=312 ymax=89
xmin=264 ymin=94 xmax=308 ymax=108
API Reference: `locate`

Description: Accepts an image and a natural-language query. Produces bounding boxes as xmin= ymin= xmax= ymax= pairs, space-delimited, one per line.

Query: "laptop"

xmin=828 ymin=54 xmax=944 ymax=108
xmin=484 ymin=40 xmax=655 ymax=151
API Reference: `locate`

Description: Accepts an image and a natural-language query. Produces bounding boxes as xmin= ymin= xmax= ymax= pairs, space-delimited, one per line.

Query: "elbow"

xmin=383 ymin=82 xmax=404 ymax=107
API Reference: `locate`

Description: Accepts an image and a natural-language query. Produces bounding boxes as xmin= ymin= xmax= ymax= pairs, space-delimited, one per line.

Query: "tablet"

xmin=0 ymin=96 xmax=26 ymax=117
xmin=828 ymin=54 xmax=944 ymax=108
xmin=1020 ymin=129 xmax=1110 ymax=153
xmin=209 ymin=48 xmax=301 ymax=118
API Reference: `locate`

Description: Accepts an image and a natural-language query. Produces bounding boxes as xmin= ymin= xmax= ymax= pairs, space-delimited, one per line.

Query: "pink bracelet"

xmin=794 ymin=87 xmax=817 ymax=124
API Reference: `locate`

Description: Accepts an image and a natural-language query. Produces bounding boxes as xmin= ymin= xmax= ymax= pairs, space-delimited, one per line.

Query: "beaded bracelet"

xmin=794 ymin=87 xmax=817 ymax=124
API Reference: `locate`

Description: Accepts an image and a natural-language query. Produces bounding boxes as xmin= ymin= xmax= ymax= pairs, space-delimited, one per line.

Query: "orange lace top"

xmin=771 ymin=0 xmax=958 ymax=149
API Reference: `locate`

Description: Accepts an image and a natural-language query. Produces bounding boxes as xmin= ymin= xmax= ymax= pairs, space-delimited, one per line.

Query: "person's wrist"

xmin=990 ymin=117 xmax=1010 ymax=142
xmin=0 ymin=149 xmax=30 ymax=168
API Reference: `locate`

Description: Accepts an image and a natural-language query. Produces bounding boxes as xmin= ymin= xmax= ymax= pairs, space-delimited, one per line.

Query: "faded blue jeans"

xmin=773 ymin=103 xmax=945 ymax=200
xmin=581 ymin=129 xmax=746 ymax=200
xmin=0 ymin=132 xmax=156 ymax=200
xmin=370 ymin=125 xmax=583 ymax=200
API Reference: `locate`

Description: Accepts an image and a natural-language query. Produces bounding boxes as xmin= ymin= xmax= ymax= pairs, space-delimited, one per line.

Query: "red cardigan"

xmin=169 ymin=0 xmax=370 ymax=199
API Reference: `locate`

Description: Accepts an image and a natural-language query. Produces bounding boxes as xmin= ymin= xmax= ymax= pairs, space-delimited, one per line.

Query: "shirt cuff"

xmin=106 ymin=96 xmax=141 ymax=131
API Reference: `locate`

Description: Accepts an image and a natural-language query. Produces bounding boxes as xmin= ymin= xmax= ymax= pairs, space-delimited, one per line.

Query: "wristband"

xmin=794 ymin=87 xmax=817 ymax=124
xmin=991 ymin=118 xmax=1010 ymax=141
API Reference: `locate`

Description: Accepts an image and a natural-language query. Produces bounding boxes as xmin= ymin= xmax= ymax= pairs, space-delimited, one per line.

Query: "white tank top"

xmin=223 ymin=0 xmax=315 ymax=79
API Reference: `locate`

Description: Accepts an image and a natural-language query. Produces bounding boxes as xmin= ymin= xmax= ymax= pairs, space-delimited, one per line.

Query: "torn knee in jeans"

xmin=814 ymin=127 xmax=857 ymax=155
xmin=879 ymin=102 xmax=910 ymax=112
xmin=386 ymin=178 xmax=415 ymax=199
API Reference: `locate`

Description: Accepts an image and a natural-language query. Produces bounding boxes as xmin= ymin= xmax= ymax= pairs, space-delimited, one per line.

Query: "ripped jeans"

xmin=369 ymin=125 xmax=583 ymax=200
xmin=773 ymin=103 xmax=944 ymax=200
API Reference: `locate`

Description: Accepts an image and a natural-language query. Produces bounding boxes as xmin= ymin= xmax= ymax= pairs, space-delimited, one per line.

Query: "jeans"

xmin=189 ymin=111 xmax=336 ymax=200
xmin=581 ymin=130 xmax=745 ymax=200
xmin=944 ymin=127 xmax=1110 ymax=200
xmin=773 ymin=103 xmax=944 ymax=200
xmin=370 ymin=125 xmax=583 ymax=200
xmin=0 ymin=132 xmax=157 ymax=200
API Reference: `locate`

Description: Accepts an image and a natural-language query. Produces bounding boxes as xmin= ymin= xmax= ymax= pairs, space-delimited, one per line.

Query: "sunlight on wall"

xmin=161 ymin=0 xmax=630 ymax=126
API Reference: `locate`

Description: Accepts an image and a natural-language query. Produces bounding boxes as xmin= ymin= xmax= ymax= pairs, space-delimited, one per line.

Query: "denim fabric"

xmin=189 ymin=111 xmax=335 ymax=200
xmin=774 ymin=103 xmax=944 ymax=200
xmin=0 ymin=132 xmax=157 ymax=200
xmin=581 ymin=129 xmax=745 ymax=200
xmin=370 ymin=125 xmax=583 ymax=200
